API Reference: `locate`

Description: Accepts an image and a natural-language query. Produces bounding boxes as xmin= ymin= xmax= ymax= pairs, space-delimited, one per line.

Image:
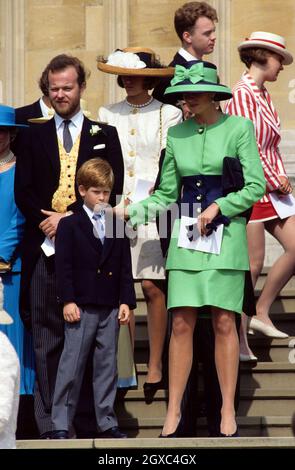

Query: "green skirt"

xmin=167 ymin=269 xmax=245 ymax=314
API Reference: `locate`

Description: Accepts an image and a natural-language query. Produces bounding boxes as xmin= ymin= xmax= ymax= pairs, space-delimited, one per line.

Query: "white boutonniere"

xmin=90 ymin=124 xmax=101 ymax=136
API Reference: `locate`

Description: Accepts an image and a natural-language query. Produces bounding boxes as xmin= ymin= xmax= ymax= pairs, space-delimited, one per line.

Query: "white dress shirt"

xmin=39 ymin=97 xmax=53 ymax=118
xmin=83 ymin=204 xmax=105 ymax=242
xmin=54 ymin=110 xmax=84 ymax=147
xmin=178 ymin=47 xmax=200 ymax=62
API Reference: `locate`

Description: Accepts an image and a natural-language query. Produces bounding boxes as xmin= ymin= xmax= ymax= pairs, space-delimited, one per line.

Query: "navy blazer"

xmin=14 ymin=116 xmax=124 ymax=326
xmin=15 ymin=99 xmax=43 ymax=123
xmin=152 ymin=52 xmax=187 ymax=105
xmin=12 ymin=100 xmax=43 ymax=157
xmin=55 ymin=209 xmax=136 ymax=310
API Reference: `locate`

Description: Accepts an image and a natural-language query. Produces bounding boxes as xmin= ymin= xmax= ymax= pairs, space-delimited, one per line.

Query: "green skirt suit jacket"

xmin=128 ymin=114 xmax=266 ymax=314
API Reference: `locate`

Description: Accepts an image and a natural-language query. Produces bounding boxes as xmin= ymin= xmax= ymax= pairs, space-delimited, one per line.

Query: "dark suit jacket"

xmin=15 ymin=99 xmax=43 ymax=124
xmin=14 ymin=116 xmax=124 ymax=325
xmin=12 ymin=100 xmax=43 ymax=157
xmin=152 ymin=52 xmax=188 ymax=105
xmin=55 ymin=209 xmax=136 ymax=310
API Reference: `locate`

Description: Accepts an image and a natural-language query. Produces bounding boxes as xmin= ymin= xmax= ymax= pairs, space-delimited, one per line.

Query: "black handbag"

xmin=222 ymin=156 xmax=252 ymax=222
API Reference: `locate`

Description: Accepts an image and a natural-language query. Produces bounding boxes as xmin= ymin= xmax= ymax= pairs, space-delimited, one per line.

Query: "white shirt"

xmin=54 ymin=110 xmax=84 ymax=147
xmin=83 ymin=204 xmax=106 ymax=233
xmin=178 ymin=47 xmax=200 ymax=62
xmin=39 ymin=97 xmax=53 ymax=118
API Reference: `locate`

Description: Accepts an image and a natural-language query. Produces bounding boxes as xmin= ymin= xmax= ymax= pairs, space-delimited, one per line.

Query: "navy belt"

xmin=180 ymin=175 xmax=230 ymax=238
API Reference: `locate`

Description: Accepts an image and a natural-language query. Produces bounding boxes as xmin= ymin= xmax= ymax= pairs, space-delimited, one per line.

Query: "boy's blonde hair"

xmin=76 ymin=158 xmax=114 ymax=190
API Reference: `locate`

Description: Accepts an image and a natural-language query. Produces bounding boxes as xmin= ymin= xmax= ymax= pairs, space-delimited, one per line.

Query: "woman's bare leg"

xmin=142 ymin=280 xmax=167 ymax=383
xmin=212 ymin=307 xmax=239 ymax=435
xmin=256 ymin=215 xmax=295 ymax=326
xmin=239 ymin=223 xmax=265 ymax=356
xmin=162 ymin=307 xmax=197 ymax=436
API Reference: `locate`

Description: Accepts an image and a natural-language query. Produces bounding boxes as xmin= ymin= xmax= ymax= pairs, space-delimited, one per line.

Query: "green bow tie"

xmin=171 ymin=63 xmax=205 ymax=86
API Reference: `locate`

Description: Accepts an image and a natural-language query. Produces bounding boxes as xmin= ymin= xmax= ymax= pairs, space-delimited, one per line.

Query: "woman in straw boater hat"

xmin=226 ymin=32 xmax=295 ymax=361
xmin=0 ymin=105 xmax=35 ymax=400
xmin=0 ymin=264 xmax=20 ymax=449
xmin=98 ymin=48 xmax=182 ymax=393
xmin=118 ymin=60 xmax=265 ymax=437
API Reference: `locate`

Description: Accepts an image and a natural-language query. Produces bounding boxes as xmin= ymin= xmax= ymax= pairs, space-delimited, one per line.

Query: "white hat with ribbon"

xmin=238 ymin=31 xmax=293 ymax=65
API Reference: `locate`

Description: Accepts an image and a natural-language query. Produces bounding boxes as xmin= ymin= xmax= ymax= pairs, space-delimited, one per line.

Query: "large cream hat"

xmin=238 ymin=31 xmax=293 ymax=65
xmin=97 ymin=47 xmax=174 ymax=77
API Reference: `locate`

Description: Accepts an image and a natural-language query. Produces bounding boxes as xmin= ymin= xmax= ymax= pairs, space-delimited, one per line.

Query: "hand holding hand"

xmin=39 ymin=210 xmax=68 ymax=238
xmin=113 ymin=204 xmax=129 ymax=220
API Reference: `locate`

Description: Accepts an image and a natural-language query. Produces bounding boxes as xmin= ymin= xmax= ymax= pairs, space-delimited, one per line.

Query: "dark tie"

xmin=63 ymin=120 xmax=73 ymax=153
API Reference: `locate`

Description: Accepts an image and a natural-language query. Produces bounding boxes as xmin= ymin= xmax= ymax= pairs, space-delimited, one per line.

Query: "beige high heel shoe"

xmin=249 ymin=317 xmax=289 ymax=339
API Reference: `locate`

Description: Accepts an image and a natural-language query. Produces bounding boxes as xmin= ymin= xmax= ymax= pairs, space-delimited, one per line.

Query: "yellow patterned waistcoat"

xmin=51 ymin=135 xmax=81 ymax=213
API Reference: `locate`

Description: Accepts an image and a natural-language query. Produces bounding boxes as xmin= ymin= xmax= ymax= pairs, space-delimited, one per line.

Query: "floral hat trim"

xmin=97 ymin=48 xmax=175 ymax=77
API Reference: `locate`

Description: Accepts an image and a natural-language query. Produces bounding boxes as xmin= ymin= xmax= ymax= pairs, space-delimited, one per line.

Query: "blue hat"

xmin=164 ymin=61 xmax=232 ymax=102
xmin=0 ymin=104 xmax=28 ymax=128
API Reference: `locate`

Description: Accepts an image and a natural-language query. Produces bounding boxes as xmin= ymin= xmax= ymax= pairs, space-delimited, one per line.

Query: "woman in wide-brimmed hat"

xmin=0 ymin=104 xmax=35 ymax=399
xmin=98 ymin=48 xmax=182 ymax=393
xmin=226 ymin=32 xmax=295 ymax=360
xmin=117 ymin=60 xmax=265 ymax=437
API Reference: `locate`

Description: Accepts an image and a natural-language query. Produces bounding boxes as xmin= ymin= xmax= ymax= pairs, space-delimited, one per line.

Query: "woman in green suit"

xmin=119 ymin=61 xmax=265 ymax=437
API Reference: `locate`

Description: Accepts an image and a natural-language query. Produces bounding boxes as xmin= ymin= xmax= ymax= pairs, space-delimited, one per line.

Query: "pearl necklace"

xmin=126 ymin=96 xmax=153 ymax=108
xmin=0 ymin=151 xmax=15 ymax=167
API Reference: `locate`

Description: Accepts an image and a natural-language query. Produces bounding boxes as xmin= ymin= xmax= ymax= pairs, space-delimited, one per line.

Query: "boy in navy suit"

xmin=51 ymin=158 xmax=136 ymax=439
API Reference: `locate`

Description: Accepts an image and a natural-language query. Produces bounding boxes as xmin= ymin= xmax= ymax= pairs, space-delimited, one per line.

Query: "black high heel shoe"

xmin=159 ymin=416 xmax=182 ymax=438
xmin=159 ymin=430 xmax=178 ymax=438
xmin=143 ymin=380 xmax=164 ymax=393
xmin=143 ymin=378 xmax=167 ymax=404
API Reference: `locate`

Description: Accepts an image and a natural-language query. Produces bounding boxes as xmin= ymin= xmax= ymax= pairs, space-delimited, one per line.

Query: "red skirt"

xmin=249 ymin=199 xmax=278 ymax=223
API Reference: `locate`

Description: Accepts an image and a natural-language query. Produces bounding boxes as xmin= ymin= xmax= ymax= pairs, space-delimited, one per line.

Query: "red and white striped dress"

xmin=225 ymin=72 xmax=286 ymax=222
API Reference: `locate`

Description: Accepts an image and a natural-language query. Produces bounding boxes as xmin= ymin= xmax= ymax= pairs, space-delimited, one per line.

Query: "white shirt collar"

xmin=83 ymin=203 xmax=94 ymax=221
xmin=83 ymin=204 xmax=105 ymax=225
xmin=39 ymin=97 xmax=52 ymax=118
xmin=54 ymin=109 xmax=84 ymax=131
xmin=55 ymin=109 xmax=84 ymax=146
xmin=178 ymin=47 xmax=200 ymax=62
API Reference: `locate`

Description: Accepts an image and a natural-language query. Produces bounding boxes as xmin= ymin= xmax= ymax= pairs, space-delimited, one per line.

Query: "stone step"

xmin=116 ymin=416 xmax=294 ymax=438
xmin=135 ymin=362 xmax=295 ymax=390
xmin=15 ymin=436 xmax=295 ymax=449
xmin=238 ymin=389 xmax=295 ymax=416
xmin=114 ymin=389 xmax=295 ymax=418
xmin=240 ymin=362 xmax=295 ymax=389
xmin=251 ymin=337 xmax=295 ymax=362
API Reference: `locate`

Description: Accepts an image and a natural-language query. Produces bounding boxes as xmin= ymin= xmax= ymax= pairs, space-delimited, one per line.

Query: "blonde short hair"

xmin=76 ymin=158 xmax=114 ymax=190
